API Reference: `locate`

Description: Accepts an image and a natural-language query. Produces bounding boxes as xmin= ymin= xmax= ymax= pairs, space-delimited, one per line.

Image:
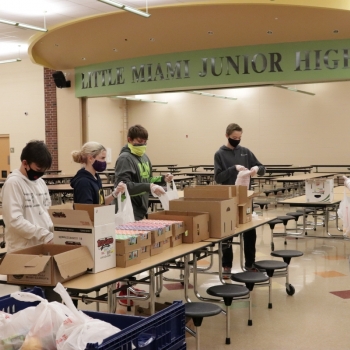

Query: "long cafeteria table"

xmin=42 ymin=174 xmax=75 ymax=184
xmin=265 ymin=166 xmax=312 ymax=175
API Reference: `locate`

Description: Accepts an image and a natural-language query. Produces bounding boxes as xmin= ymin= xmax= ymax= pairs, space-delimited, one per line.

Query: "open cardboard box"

xmin=49 ymin=204 xmax=116 ymax=273
xmin=148 ymin=211 xmax=209 ymax=243
xmin=0 ymin=244 xmax=93 ymax=286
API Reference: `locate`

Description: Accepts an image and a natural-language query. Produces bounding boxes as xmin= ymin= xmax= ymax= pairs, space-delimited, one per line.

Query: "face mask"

xmin=92 ymin=159 xmax=107 ymax=172
xmin=228 ymin=138 xmax=240 ymax=148
xmin=128 ymin=143 xmax=147 ymax=157
xmin=26 ymin=166 xmax=45 ymax=181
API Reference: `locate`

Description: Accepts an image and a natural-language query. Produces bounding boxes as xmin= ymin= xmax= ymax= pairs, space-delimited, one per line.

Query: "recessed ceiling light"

xmin=267 ymin=30 xmax=273 ymax=34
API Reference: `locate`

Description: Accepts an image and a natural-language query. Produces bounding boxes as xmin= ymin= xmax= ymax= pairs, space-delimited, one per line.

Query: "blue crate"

xmin=84 ymin=300 xmax=186 ymax=350
xmin=0 ymin=286 xmax=45 ymax=314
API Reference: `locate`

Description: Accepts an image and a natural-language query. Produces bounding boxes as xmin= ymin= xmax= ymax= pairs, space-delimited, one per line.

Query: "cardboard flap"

xmin=73 ymin=204 xmax=115 ymax=225
xmin=49 ymin=209 xmax=92 ymax=226
xmin=53 ymin=246 xmax=94 ymax=279
xmin=0 ymin=254 xmax=50 ymax=275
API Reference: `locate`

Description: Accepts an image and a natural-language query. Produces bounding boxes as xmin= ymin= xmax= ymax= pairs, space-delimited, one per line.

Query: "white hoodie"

xmin=0 ymin=169 xmax=54 ymax=252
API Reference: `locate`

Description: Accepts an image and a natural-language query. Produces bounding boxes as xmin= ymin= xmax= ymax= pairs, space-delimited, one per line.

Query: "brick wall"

xmin=43 ymin=67 xmax=58 ymax=170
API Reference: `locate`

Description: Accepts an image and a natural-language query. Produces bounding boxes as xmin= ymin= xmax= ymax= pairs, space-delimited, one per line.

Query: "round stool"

xmin=253 ymin=260 xmax=288 ymax=309
xmin=271 ymin=249 xmax=304 ymax=296
xmin=268 ymin=219 xmax=283 ymax=251
xmin=185 ymin=302 xmax=222 ymax=350
xmin=207 ymin=284 xmax=251 ymax=345
xmin=276 ymin=215 xmax=295 ymax=245
xmin=286 ymin=212 xmax=305 ymax=235
xmin=254 ymin=202 xmax=269 ymax=210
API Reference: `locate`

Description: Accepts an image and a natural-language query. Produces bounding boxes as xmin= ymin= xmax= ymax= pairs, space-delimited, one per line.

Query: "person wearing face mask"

xmin=0 ymin=140 xmax=54 ymax=253
xmin=70 ymin=141 xmax=126 ymax=205
xmin=115 ymin=124 xmax=173 ymax=221
xmin=214 ymin=123 xmax=265 ymax=277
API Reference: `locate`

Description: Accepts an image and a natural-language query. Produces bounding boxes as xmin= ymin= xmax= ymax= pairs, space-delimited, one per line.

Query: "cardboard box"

xmin=237 ymin=189 xmax=255 ymax=224
xmin=142 ymin=218 xmax=185 ymax=236
xmin=0 ymin=244 xmax=94 ymax=286
xmin=115 ymin=235 xmax=141 ymax=254
xmin=140 ymin=245 xmax=151 ymax=260
xmin=184 ymin=185 xmax=237 ymax=199
xmin=305 ymin=179 xmax=334 ymax=202
xmin=115 ymin=223 xmax=167 ymax=244
xmin=170 ymin=234 xmax=183 ymax=247
xmin=169 ymin=198 xmax=237 ymax=239
xmin=149 ymin=211 xmax=209 ymax=243
xmin=150 ymin=242 xmax=163 ymax=256
xmin=162 ymin=238 xmax=171 ymax=250
xmin=49 ymin=204 xmax=116 ymax=273
xmin=140 ymin=220 xmax=173 ymax=239
xmin=116 ymin=249 xmax=141 ymax=267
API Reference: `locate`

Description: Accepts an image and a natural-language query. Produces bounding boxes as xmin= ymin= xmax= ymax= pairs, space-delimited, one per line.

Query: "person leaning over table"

xmin=214 ymin=123 xmax=266 ymax=277
xmin=0 ymin=140 xmax=59 ymax=301
xmin=70 ymin=141 xmax=126 ymax=205
xmin=114 ymin=124 xmax=174 ymax=306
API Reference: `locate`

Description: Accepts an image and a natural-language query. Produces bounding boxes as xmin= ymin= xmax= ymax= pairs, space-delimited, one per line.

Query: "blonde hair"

xmin=71 ymin=142 xmax=106 ymax=164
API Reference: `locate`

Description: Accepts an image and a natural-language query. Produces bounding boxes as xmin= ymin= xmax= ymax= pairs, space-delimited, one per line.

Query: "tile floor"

xmin=1 ymin=200 xmax=350 ymax=349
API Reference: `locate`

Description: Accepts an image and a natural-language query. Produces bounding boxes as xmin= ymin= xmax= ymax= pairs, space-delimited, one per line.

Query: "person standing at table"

xmin=114 ymin=125 xmax=173 ymax=306
xmin=214 ymin=123 xmax=265 ymax=277
xmin=114 ymin=124 xmax=173 ymax=220
xmin=0 ymin=140 xmax=60 ymax=301
xmin=71 ymin=141 xmax=125 ymax=205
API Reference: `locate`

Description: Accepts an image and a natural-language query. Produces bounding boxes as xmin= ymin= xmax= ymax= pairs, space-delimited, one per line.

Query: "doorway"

xmin=0 ymin=135 xmax=10 ymax=178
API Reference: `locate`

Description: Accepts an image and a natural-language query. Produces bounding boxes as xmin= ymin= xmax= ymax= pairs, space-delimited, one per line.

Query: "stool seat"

xmin=276 ymin=215 xmax=295 ymax=223
xmin=231 ymin=271 xmax=269 ymax=285
xmin=254 ymin=260 xmax=288 ymax=271
xmin=271 ymin=250 xmax=303 ymax=259
xmin=207 ymin=284 xmax=249 ymax=299
xmin=296 ymin=209 xmax=314 ymax=214
xmin=268 ymin=219 xmax=282 ymax=229
xmin=286 ymin=212 xmax=304 ymax=219
xmin=185 ymin=302 xmax=222 ymax=319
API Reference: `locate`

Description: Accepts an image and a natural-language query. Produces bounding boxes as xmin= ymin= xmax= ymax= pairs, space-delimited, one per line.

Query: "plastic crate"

xmin=85 ymin=300 xmax=186 ymax=350
xmin=0 ymin=286 xmax=45 ymax=314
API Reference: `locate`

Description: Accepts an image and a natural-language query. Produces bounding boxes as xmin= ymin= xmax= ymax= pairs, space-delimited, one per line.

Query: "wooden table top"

xmin=276 ymin=173 xmax=336 ymax=182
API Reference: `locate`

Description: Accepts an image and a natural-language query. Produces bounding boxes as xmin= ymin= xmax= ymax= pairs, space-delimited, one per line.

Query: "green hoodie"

xmin=114 ymin=144 xmax=164 ymax=220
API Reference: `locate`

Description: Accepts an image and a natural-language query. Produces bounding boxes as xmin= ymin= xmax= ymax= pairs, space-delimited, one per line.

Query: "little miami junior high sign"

xmin=75 ymin=39 xmax=350 ymax=98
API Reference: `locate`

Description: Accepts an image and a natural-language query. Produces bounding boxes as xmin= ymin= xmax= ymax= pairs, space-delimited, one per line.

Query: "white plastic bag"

xmin=235 ymin=169 xmax=251 ymax=187
xmin=10 ymin=291 xmax=72 ymax=350
xmin=337 ymin=188 xmax=350 ymax=236
xmin=0 ymin=307 xmax=36 ymax=350
xmin=54 ymin=283 xmax=121 ymax=350
xmin=158 ymin=180 xmax=179 ymax=210
xmin=115 ymin=188 xmax=135 ymax=227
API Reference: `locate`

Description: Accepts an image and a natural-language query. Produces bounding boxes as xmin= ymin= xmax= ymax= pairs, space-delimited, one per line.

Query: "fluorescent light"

xmin=115 ymin=96 xmax=167 ymax=104
xmin=0 ymin=58 xmax=21 ymax=64
xmin=97 ymin=0 xmax=150 ymax=18
xmin=189 ymin=91 xmax=237 ymax=100
xmin=0 ymin=18 xmax=47 ymax=32
xmin=274 ymin=85 xmax=315 ymax=96
xmin=17 ymin=23 xmax=47 ymax=32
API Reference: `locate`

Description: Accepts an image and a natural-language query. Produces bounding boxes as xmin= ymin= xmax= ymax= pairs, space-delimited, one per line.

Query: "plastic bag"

xmin=54 ymin=283 xmax=121 ymax=350
xmin=115 ymin=187 xmax=135 ymax=227
xmin=235 ymin=169 xmax=251 ymax=187
xmin=158 ymin=180 xmax=179 ymax=210
xmin=0 ymin=307 xmax=36 ymax=350
xmin=10 ymin=290 xmax=72 ymax=350
xmin=337 ymin=188 xmax=350 ymax=236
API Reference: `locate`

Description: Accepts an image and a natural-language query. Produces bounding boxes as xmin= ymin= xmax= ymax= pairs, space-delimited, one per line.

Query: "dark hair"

xmin=20 ymin=140 xmax=52 ymax=170
xmin=127 ymin=125 xmax=148 ymax=140
xmin=226 ymin=123 xmax=243 ymax=135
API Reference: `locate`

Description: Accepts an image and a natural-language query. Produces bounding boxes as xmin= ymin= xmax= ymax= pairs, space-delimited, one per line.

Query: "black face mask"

xmin=26 ymin=166 xmax=45 ymax=181
xmin=228 ymin=138 xmax=240 ymax=148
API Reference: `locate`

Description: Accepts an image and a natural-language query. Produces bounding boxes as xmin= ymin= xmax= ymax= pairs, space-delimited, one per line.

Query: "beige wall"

xmin=0 ymin=58 xmax=45 ymax=171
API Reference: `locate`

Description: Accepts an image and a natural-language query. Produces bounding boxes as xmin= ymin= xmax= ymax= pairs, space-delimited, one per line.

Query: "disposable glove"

xmin=249 ymin=166 xmax=259 ymax=176
xmin=235 ymin=165 xmax=247 ymax=171
xmin=343 ymin=176 xmax=350 ymax=190
xmin=164 ymin=173 xmax=174 ymax=182
xmin=112 ymin=182 xmax=126 ymax=198
xmin=151 ymin=184 xmax=166 ymax=196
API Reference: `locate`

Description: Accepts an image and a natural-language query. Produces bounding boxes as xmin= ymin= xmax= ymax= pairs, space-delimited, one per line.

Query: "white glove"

xmin=164 ymin=173 xmax=174 ymax=182
xmin=249 ymin=166 xmax=259 ymax=176
xmin=112 ymin=182 xmax=126 ymax=198
xmin=343 ymin=176 xmax=350 ymax=190
xmin=235 ymin=165 xmax=247 ymax=172
xmin=150 ymin=184 xmax=166 ymax=197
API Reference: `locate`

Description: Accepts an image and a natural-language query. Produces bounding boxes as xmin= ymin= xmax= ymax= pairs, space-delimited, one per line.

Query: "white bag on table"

xmin=54 ymin=283 xmax=121 ymax=350
xmin=158 ymin=180 xmax=179 ymax=210
xmin=115 ymin=188 xmax=135 ymax=227
xmin=337 ymin=188 xmax=350 ymax=236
